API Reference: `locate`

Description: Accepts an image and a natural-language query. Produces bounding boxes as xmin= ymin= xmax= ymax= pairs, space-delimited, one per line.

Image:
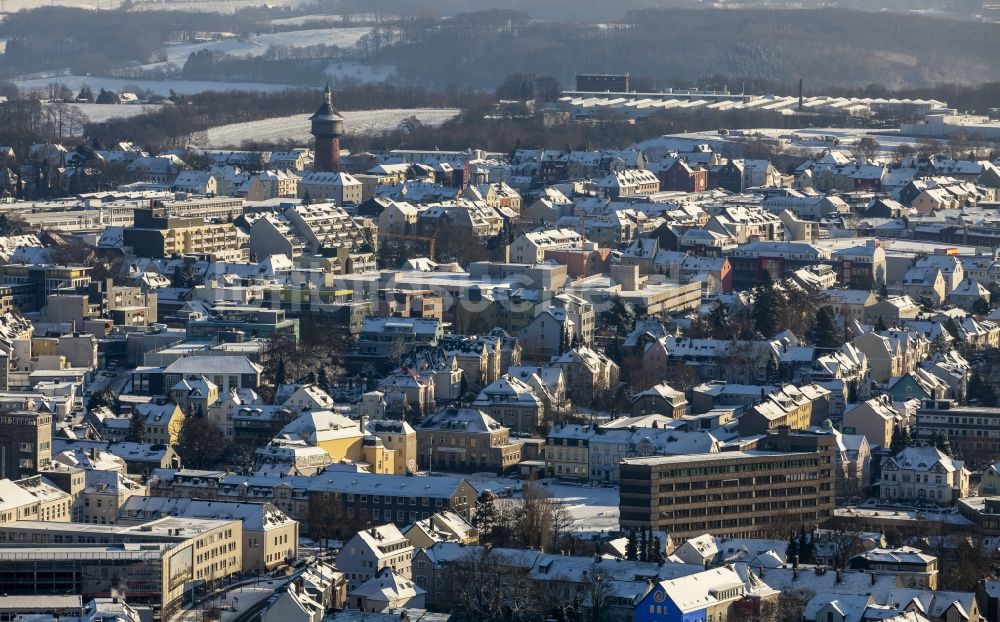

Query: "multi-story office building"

xmin=915 ymin=399 xmax=1000 ymax=468
xmin=619 ymin=430 xmax=835 ymax=540
xmin=0 ymin=265 xmax=91 ymax=312
xmin=0 ymin=516 xmax=241 ymax=618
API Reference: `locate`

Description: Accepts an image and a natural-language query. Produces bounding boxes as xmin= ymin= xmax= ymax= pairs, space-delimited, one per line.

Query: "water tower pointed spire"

xmin=310 ymin=83 xmax=344 ymax=172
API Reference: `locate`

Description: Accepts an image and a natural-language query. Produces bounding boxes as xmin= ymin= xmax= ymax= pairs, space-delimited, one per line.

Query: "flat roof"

xmin=0 ymin=544 xmax=169 ymax=560
xmin=622 ymin=450 xmax=816 ymax=466
xmin=1 ymin=516 xmax=235 ymax=539
xmin=0 ymin=595 xmax=82 ymax=609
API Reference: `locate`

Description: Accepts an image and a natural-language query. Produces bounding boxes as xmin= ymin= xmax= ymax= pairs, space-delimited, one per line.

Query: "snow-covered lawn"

xmin=464 ymin=474 xmax=621 ymax=536
xmin=195 ymin=108 xmax=461 ymax=147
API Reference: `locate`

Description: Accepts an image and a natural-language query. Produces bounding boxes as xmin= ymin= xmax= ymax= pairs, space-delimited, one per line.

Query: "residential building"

xmin=335 ymin=523 xmax=414 ymax=590
xmin=471 ymin=374 xmax=545 ymax=434
xmin=634 ymin=566 xmax=776 ymax=622
xmin=843 ymin=396 xmax=901 ymax=450
xmin=417 ymin=408 xmax=521 ymax=474
xmin=879 ymin=446 xmax=969 ymax=506
xmin=123 ymin=208 xmax=248 ymax=261
xmin=848 ymin=547 xmax=939 ymax=589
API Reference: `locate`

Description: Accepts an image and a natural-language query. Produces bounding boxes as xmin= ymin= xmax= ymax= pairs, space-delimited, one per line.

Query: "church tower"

xmin=310 ymin=84 xmax=344 ymax=173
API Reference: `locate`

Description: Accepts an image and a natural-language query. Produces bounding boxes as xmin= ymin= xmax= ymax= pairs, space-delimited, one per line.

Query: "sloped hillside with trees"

xmin=366 ymin=8 xmax=1000 ymax=89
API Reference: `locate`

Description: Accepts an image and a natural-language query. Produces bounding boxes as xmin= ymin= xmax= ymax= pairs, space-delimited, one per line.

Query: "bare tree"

xmin=818 ymin=529 xmax=863 ymax=569
xmin=451 ymin=550 xmax=536 ymax=622
xmin=512 ymin=480 xmax=572 ymax=553
xmin=851 ymin=136 xmax=881 ymax=162
xmin=581 ymin=570 xmax=614 ymax=622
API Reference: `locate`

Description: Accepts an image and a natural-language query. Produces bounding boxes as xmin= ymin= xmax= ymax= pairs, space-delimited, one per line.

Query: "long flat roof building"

xmin=619 ymin=431 xmax=835 ymax=541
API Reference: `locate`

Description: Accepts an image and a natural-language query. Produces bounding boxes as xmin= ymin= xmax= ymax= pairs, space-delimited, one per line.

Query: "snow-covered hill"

xmin=194 ymin=108 xmax=460 ymax=147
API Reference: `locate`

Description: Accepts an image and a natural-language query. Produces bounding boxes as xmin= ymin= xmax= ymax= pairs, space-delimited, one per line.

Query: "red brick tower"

xmin=310 ymin=84 xmax=344 ymax=172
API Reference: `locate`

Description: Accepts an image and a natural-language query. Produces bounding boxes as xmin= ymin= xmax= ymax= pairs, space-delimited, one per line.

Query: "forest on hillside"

xmin=1 ymin=4 xmax=997 ymax=90
xmin=363 ymin=8 xmax=1000 ymax=90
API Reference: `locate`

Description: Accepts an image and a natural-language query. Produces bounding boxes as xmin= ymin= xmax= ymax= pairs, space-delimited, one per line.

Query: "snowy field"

xmin=326 ymin=61 xmax=396 ymax=83
xmin=130 ymin=0 xmax=309 ymax=11
xmin=195 ymin=108 xmax=461 ymax=147
xmin=464 ymin=474 xmax=621 ymax=536
xmin=156 ymin=27 xmax=372 ymax=67
xmin=14 ymin=75 xmax=296 ymax=97
xmin=62 ymin=102 xmax=164 ymax=122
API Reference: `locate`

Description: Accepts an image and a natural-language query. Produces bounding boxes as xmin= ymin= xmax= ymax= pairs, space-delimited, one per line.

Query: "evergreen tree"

xmin=625 ymin=530 xmax=638 ymax=561
xmin=87 ymin=387 xmax=119 ymax=412
xmin=650 ymin=536 xmax=664 ymax=563
xmin=890 ymin=424 xmax=912 ymax=455
xmin=973 ymin=297 xmax=991 ymax=316
xmin=125 ymin=410 xmax=145 ymax=443
xmin=797 ymin=527 xmax=812 ymax=564
xmin=943 ymin=316 xmax=961 ymax=339
xmin=875 ymin=316 xmax=889 ymax=332
xmin=606 ymin=298 xmax=636 ymax=337
xmin=709 ymin=304 xmax=729 ymax=339
xmin=811 ymin=307 xmax=842 ymax=349
xmin=274 ymin=358 xmax=287 ymax=385
xmin=765 ymin=356 xmax=779 ymax=384
xmin=936 ymin=431 xmax=953 ymax=457
xmin=751 ymin=274 xmax=784 ymax=339
xmin=317 ymin=366 xmax=329 ymax=390
xmin=930 ymin=332 xmax=950 ymax=355
xmin=175 ymin=415 xmax=228 ymax=469
xmin=969 ymin=371 xmax=999 ymax=407
xmin=982 ymin=381 xmax=999 ymax=408
xmin=786 ymin=534 xmax=799 ymax=565
xmin=638 ymin=529 xmax=648 ymax=562
xmin=301 ymin=190 xmax=313 ymax=205
xmin=474 ymin=491 xmax=499 ymax=538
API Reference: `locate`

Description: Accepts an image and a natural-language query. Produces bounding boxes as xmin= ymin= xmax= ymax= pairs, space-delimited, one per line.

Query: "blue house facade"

xmin=634 ymin=584 xmax=706 ymax=622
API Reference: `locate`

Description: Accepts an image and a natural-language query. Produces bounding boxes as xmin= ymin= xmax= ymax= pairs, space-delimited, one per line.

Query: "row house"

xmin=738 ymin=383 xmax=832 ymax=435
xmin=852 ymin=329 xmax=929 ymax=384
xmin=593 ymin=169 xmax=660 ymax=199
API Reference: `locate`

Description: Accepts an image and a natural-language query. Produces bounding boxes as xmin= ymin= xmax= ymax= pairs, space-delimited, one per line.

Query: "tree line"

xmin=361 ymin=7 xmax=1000 ymax=91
